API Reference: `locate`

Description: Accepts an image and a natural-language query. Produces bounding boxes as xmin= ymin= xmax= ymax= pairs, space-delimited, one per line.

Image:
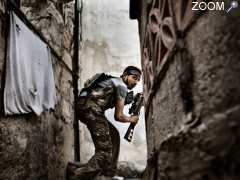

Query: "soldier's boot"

xmin=66 ymin=162 xmax=88 ymax=180
xmin=72 ymin=166 xmax=101 ymax=180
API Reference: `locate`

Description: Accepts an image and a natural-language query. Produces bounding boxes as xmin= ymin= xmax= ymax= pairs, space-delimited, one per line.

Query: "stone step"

xmin=94 ymin=176 xmax=140 ymax=180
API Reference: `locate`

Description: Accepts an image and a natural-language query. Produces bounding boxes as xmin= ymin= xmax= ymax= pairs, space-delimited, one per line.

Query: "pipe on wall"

xmin=73 ymin=0 xmax=80 ymax=161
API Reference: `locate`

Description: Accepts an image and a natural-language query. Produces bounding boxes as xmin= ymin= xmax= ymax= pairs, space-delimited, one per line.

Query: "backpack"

xmin=80 ymin=73 xmax=114 ymax=93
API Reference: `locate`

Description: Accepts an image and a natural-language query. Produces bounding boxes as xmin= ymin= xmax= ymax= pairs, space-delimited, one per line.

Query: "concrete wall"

xmin=0 ymin=0 xmax=75 ymax=179
xmin=79 ymin=0 xmax=147 ymax=172
xmin=138 ymin=0 xmax=240 ymax=179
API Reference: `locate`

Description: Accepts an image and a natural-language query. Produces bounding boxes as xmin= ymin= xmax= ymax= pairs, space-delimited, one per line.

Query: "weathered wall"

xmin=0 ymin=0 xmax=75 ymax=179
xmin=137 ymin=0 xmax=240 ymax=179
xmin=79 ymin=0 xmax=147 ymax=172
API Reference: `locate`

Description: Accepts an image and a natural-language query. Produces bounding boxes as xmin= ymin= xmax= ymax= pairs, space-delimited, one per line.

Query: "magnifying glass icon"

xmin=226 ymin=1 xmax=238 ymax=13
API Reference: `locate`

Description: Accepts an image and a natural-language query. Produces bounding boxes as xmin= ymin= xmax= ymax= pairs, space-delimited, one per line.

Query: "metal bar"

xmin=0 ymin=8 xmax=10 ymax=115
xmin=73 ymin=0 xmax=80 ymax=162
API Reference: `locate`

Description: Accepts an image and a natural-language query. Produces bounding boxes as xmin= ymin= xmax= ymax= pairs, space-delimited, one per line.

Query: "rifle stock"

xmin=124 ymin=123 xmax=135 ymax=142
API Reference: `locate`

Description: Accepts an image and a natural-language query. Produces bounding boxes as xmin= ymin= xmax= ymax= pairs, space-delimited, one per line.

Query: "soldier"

xmin=67 ymin=66 xmax=142 ymax=179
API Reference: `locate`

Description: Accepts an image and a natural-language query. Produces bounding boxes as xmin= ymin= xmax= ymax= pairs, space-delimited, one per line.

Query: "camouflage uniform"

xmin=68 ymin=76 xmax=128 ymax=179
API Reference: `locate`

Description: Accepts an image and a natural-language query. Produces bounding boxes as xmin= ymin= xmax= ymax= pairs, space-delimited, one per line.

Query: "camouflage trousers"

xmin=67 ymin=98 xmax=120 ymax=179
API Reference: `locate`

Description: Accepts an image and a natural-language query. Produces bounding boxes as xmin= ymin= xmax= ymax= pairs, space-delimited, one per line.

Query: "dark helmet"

xmin=122 ymin=66 xmax=142 ymax=77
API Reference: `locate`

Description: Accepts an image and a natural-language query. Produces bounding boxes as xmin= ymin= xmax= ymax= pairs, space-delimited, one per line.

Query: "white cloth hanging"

xmin=4 ymin=11 xmax=57 ymax=115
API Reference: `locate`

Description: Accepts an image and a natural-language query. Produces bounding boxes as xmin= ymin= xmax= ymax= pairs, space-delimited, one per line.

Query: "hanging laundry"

xmin=4 ymin=11 xmax=57 ymax=115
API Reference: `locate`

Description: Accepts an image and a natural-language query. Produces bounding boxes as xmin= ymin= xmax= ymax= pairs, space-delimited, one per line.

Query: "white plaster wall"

xmin=79 ymin=0 xmax=147 ymax=171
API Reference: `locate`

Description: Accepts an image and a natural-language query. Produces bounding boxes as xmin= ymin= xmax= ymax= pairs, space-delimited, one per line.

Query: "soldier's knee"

xmin=111 ymin=126 xmax=120 ymax=146
xmin=108 ymin=122 xmax=120 ymax=138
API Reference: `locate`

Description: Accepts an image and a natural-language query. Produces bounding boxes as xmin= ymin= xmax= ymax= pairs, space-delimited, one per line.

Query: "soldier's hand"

xmin=130 ymin=115 xmax=139 ymax=125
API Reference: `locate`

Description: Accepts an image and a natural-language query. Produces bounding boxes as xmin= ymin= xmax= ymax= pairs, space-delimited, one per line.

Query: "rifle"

xmin=124 ymin=92 xmax=144 ymax=142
